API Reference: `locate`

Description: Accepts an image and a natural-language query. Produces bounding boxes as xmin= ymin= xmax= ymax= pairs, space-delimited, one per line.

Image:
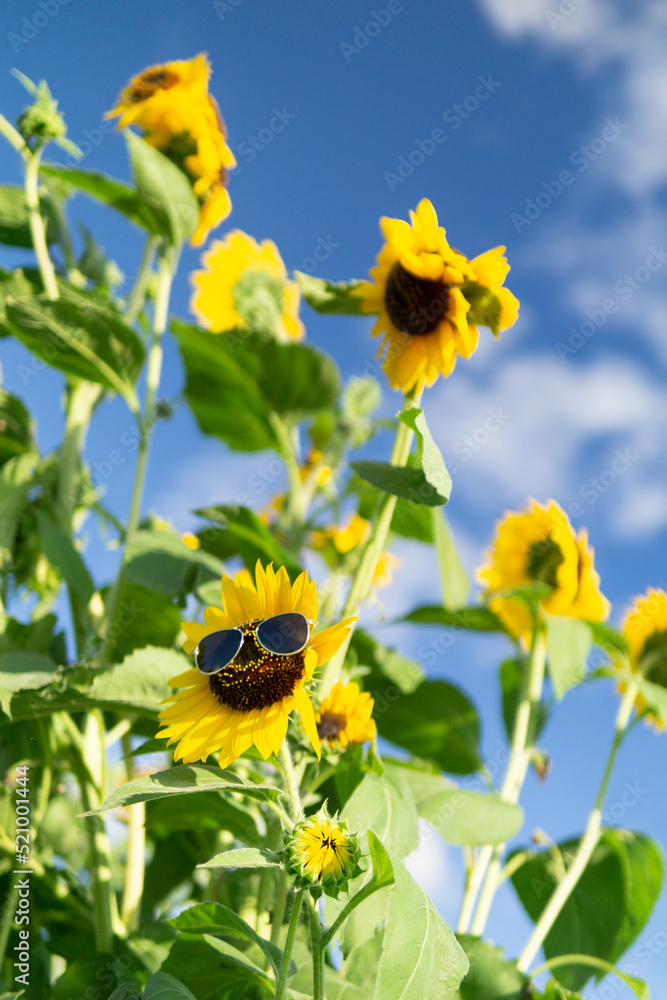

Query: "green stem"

xmin=459 ymin=630 xmax=546 ymax=935
xmin=0 ymin=882 xmax=20 ymax=974
xmin=25 ymin=147 xmax=58 ymax=300
xmin=270 ymin=871 xmax=289 ymax=949
xmin=120 ymin=731 xmax=145 ymax=932
xmin=124 ymin=235 xmax=157 ymax=326
xmin=278 ymin=743 xmax=302 ymax=824
xmin=319 ymin=385 xmax=422 ymax=693
xmin=100 ymin=246 xmax=175 ymax=665
xmin=0 ymin=112 xmax=26 ymax=153
xmin=517 ymin=680 xmax=638 ymax=973
xmin=274 ymin=889 xmax=304 ymax=1000
xmin=309 ymin=898 xmax=325 ymax=1000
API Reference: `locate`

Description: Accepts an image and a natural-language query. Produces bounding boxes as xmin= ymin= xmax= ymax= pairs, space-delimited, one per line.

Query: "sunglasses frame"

xmin=194 ymin=612 xmax=318 ymax=676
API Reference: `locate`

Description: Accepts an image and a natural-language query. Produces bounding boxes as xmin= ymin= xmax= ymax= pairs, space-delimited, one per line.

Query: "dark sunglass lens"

xmin=256 ymin=613 xmax=309 ymax=655
xmin=195 ymin=630 xmax=243 ymax=675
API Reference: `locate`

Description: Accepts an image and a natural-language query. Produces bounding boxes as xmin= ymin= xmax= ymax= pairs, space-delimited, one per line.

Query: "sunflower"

xmin=190 ymin=230 xmax=304 ymax=341
xmin=478 ymin=499 xmax=609 ymax=640
xmin=315 ymin=680 xmax=376 ymax=750
xmin=310 ymin=513 xmax=398 ymax=589
xmin=355 ymin=199 xmax=519 ymax=392
xmin=616 ymin=588 xmax=667 ymax=729
xmin=286 ymin=810 xmax=361 ymax=894
xmin=107 ymin=54 xmax=235 ymax=246
xmin=157 ymin=562 xmax=356 ymax=768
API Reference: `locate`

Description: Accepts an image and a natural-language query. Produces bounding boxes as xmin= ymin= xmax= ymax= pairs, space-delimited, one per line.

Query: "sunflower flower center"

xmin=527 ymin=535 xmax=564 ymax=589
xmin=384 ymin=261 xmax=450 ymax=336
xmin=128 ymin=69 xmax=179 ymax=103
xmin=317 ymin=710 xmax=347 ymax=742
xmin=207 ymin=621 xmax=305 ymax=712
xmin=640 ymin=630 xmax=667 ymax=688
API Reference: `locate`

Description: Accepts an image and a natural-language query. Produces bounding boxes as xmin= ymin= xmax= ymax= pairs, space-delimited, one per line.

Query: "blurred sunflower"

xmin=157 ymin=562 xmax=356 ymax=767
xmin=616 ymin=588 xmax=667 ymax=729
xmin=315 ymin=680 xmax=376 ymax=750
xmin=478 ymin=498 xmax=609 ymax=640
xmin=355 ymin=198 xmax=519 ymax=392
xmin=311 ymin=512 xmax=399 ymax=589
xmin=191 ymin=230 xmax=304 ymax=341
xmin=107 ymin=53 xmax=235 ymax=245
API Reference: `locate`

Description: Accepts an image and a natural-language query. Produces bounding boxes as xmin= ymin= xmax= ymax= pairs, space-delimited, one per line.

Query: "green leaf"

xmin=143 ymin=972 xmax=197 ymax=1000
xmin=102 ymin=582 xmax=182 ymax=660
xmin=353 ymin=473 xmax=435 ymax=543
xmin=545 ymin=615 xmax=592 ymax=699
xmin=124 ymin=529 xmax=221 ymax=598
xmin=411 ymin=772 xmax=524 ymax=846
xmin=432 ymin=509 xmax=470 ymax=609
xmin=511 ymin=828 xmax=664 ymax=990
xmin=534 ymin=959 xmax=649 ymax=999
xmin=374 ymin=679 xmax=481 ymax=775
xmin=41 ymin=162 xmax=159 ymax=233
xmin=454 ymin=935 xmax=530 ymax=1000
xmin=0 ymin=389 xmax=34 ymax=465
xmin=0 ymin=452 xmax=36 ymax=568
xmin=343 ymin=768 xmax=420 ymax=858
xmin=174 ymin=321 xmax=341 ymax=452
xmin=587 ymin=621 xmax=628 ymax=657
xmin=160 ymin=935 xmax=273 ymax=1000
xmin=36 ymin=511 xmax=94 ymax=604
xmin=194 ymin=504 xmax=302 ymax=579
xmin=0 ymin=183 xmax=57 ymax=247
xmin=125 ymin=131 xmax=198 ymax=246
xmin=375 ymin=850 xmax=469 ymax=1000
xmin=351 ymin=629 xmax=425 ymax=696
xmin=85 ymin=763 xmax=280 ymax=814
xmin=500 ymin=657 xmax=549 ymax=744
xmin=0 ymin=650 xmax=57 ymax=717
xmin=7 ymin=294 xmax=144 ymax=409
xmin=0 ymin=266 xmax=41 ymax=336
xmin=199 ymin=847 xmax=282 ymax=870
xmin=351 ymin=456 xmax=451 ymax=507
xmin=295 ymin=271 xmax=365 ymax=314
xmin=147 ymin=792 xmax=261 ymax=844
xmin=168 ymin=901 xmax=292 ymax=979
xmin=401 ymin=604 xmax=506 ymax=632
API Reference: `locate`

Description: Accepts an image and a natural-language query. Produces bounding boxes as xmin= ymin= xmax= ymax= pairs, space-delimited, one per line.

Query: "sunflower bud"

xmin=284 ymin=809 xmax=363 ymax=898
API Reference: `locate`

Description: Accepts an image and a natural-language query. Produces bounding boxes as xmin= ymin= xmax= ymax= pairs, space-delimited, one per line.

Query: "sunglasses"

xmin=194 ymin=612 xmax=317 ymax=676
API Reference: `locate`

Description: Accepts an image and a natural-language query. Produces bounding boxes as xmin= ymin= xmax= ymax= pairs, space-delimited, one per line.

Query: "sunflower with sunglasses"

xmin=157 ymin=562 xmax=356 ymax=768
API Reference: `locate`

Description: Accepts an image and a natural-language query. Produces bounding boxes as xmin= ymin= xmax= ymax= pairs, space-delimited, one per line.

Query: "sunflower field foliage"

xmin=0 ymin=55 xmax=665 ymax=1000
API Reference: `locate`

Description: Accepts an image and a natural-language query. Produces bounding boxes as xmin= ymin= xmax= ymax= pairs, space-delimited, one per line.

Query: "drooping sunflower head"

xmin=286 ymin=809 xmax=362 ymax=896
xmin=106 ymin=54 xmax=236 ymax=246
xmin=478 ymin=499 xmax=609 ymax=639
xmin=190 ymin=230 xmax=304 ymax=341
xmin=157 ymin=562 xmax=356 ymax=768
xmin=315 ymin=680 xmax=376 ymax=751
xmin=616 ymin=588 xmax=667 ymax=730
xmin=355 ymin=199 xmax=519 ymax=392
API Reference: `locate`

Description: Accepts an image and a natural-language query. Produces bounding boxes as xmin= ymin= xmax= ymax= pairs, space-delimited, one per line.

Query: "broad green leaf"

xmin=194 ymin=504 xmax=302 ymax=579
xmin=511 ymin=828 xmax=664 ymax=990
xmin=147 ymin=793 xmax=261 ymax=845
xmin=36 ymin=511 xmax=94 ymax=604
xmin=199 ymin=847 xmax=282 ymax=870
xmin=52 ymin=951 xmax=138 ymax=999
xmin=0 ymin=389 xmax=34 ymax=465
xmin=587 ymin=621 xmax=628 ymax=657
xmin=411 ymin=771 xmax=524 ymax=846
xmin=350 ymin=629 xmax=425 ymax=696
xmin=344 ymin=768 xmax=420 ymax=858
xmin=125 ymin=131 xmax=198 ymax=246
xmin=400 ymin=406 xmax=452 ymax=502
xmin=454 ymin=936 xmax=529 ymax=1000
xmin=351 ymin=457 xmax=450 ymax=507
xmin=85 ymin=763 xmax=280 ymax=814
xmin=545 ymin=615 xmax=592 ymax=699
xmin=535 ymin=959 xmax=649 ymax=999
xmin=0 ymin=452 xmax=36 ymax=568
xmin=353 ymin=473 xmax=434 ymax=543
xmin=0 ymin=266 xmax=41 ymax=335
xmin=124 ymin=529 xmax=221 ymax=597
xmin=168 ymin=902 xmax=293 ymax=978
xmin=375 ymin=850 xmax=469 ymax=1000
xmin=295 ymin=271 xmax=365 ymax=314
xmin=142 ymin=972 xmax=197 ymax=1000
xmin=432 ymin=509 xmax=470 ymax=609
xmin=41 ymin=162 xmax=159 ymax=232
xmin=7 ymin=294 xmax=144 ymax=409
xmin=374 ymin=679 xmax=481 ymax=775
xmin=160 ymin=935 xmax=273 ymax=1000
xmin=0 ymin=183 xmax=57 ymax=247
xmin=174 ymin=321 xmax=341 ymax=452
xmin=102 ymin=582 xmax=182 ymax=660
xmin=0 ymin=650 xmax=57 ymax=717
xmin=401 ymin=604 xmax=505 ymax=632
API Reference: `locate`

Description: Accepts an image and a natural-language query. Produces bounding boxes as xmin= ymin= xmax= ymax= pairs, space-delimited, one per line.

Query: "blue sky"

xmin=2 ymin=0 xmax=667 ymax=994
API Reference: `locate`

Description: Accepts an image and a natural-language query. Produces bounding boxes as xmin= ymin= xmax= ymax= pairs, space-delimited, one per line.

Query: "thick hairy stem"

xmin=516 ymin=681 xmax=638 ymax=972
xmin=120 ymin=732 xmax=145 ymax=932
xmin=278 ymin=743 xmax=302 ymax=824
xmin=274 ymin=889 xmax=304 ymax=1000
xmin=309 ymin=898 xmax=326 ymax=1000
